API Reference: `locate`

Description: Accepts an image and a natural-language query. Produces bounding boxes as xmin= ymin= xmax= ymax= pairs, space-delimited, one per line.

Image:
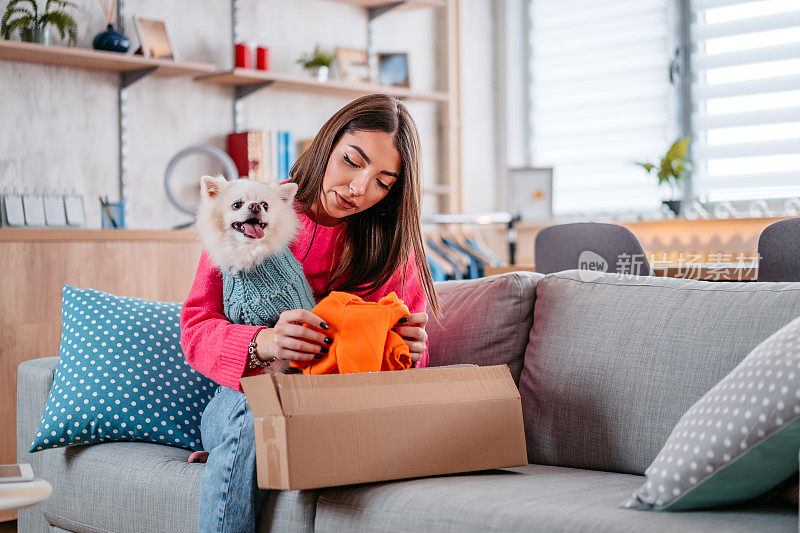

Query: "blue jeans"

xmin=198 ymin=386 xmax=268 ymax=533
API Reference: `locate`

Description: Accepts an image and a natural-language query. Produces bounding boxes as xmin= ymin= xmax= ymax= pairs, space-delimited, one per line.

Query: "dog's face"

xmin=196 ymin=175 xmax=299 ymax=272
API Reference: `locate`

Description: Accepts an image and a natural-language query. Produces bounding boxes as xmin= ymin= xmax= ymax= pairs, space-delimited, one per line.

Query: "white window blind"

xmin=528 ymin=0 xmax=673 ymax=216
xmin=691 ymin=0 xmax=800 ymax=202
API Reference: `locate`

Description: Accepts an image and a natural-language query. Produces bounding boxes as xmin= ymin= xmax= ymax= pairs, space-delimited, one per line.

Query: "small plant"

xmin=1 ymin=0 xmax=79 ymax=45
xmin=636 ymin=136 xmax=692 ymax=187
xmin=296 ymin=43 xmax=334 ymax=70
xmin=637 ymin=136 xmax=691 ymax=214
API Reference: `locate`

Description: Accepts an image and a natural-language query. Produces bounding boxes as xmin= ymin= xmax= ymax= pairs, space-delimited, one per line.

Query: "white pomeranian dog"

xmin=196 ymin=175 xmax=316 ymax=328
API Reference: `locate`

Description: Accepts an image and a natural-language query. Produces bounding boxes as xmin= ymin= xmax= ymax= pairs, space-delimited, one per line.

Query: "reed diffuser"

xmin=92 ymin=0 xmax=130 ymax=53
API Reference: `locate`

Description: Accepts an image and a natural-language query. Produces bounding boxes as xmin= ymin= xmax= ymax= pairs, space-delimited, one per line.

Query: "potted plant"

xmin=297 ymin=43 xmax=334 ymax=82
xmin=1 ymin=0 xmax=78 ymax=46
xmin=636 ymin=136 xmax=692 ymax=216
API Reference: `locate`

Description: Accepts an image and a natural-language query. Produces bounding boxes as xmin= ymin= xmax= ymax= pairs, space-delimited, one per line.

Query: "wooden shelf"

xmin=326 ymin=0 xmax=445 ymax=11
xmin=195 ymin=68 xmax=449 ymax=103
xmin=0 ymin=40 xmax=215 ymax=79
xmin=0 ymin=228 xmax=197 ymax=242
xmin=423 ymin=185 xmax=452 ymax=195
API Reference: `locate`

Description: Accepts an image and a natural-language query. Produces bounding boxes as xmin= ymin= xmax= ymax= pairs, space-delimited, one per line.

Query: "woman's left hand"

xmin=393 ymin=312 xmax=429 ymax=364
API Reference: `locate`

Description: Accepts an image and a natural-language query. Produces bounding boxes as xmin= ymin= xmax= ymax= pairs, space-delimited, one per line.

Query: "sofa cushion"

xmin=35 ymin=441 xmax=203 ymax=533
xmin=30 ymin=286 xmax=215 ymax=453
xmin=25 ymin=439 xmax=318 ymax=533
xmin=17 ymin=357 xmax=318 ymax=533
xmin=622 ymin=314 xmax=800 ymax=511
xmin=520 ymin=271 xmax=800 ymax=475
xmin=427 ymin=272 xmax=543 ymax=383
xmin=314 ymin=464 xmax=797 ymax=532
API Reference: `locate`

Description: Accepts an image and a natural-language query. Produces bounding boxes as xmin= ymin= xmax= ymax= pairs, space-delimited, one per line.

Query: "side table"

xmin=0 ymin=479 xmax=52 ymax=522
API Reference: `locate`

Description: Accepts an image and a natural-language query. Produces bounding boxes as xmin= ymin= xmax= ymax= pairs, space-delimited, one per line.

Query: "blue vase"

xmin=92 ymin=24 xmax=130 ymax=53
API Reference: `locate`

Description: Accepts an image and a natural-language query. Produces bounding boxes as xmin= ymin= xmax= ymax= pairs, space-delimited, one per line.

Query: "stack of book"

xmin=228 ymin=130 xmax=306 ymax=183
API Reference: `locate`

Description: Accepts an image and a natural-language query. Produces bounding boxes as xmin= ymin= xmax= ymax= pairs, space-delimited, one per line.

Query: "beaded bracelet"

xmin=247 ymin=338 xmax=276 ymax=369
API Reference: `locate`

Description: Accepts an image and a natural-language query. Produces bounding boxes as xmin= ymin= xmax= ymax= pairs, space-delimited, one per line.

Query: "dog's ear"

xmin=278 ymin=182 xmax=298 ymax=204
xmin=201 ymin=175 xmax=227 ymax=199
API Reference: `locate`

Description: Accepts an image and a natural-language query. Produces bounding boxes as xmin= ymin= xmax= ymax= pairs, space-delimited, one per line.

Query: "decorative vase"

xmin=21 ymin=27 xmax=50 ymax=45
xmin=92 ymin=24 xmax=130 ymax=53
xmin=310 ymin=65 xmax=329 ymax=82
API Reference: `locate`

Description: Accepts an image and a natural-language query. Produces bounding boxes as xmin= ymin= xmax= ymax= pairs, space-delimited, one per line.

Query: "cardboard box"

xmin=240 ymin=364 xmax=527 ymax=490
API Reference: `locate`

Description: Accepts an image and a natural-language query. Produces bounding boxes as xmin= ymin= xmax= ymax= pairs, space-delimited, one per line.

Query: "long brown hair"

xmin=290 ymin=94 xmax=441 ymax=318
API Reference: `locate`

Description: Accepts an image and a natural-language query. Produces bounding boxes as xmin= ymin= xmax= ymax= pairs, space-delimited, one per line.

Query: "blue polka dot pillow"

xmin=29 ymin=286 xmax=215 ymax=452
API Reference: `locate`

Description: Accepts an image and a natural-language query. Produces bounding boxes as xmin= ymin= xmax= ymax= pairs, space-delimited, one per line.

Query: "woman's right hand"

xmin=255 ymin=309 xmax=333 ymax=365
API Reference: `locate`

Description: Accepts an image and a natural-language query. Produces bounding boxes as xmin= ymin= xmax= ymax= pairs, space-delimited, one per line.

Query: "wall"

xmin=0 ymin=0 xmax=443 ymax=228
xmin=458 ymin=0 xmax=497 ymax=214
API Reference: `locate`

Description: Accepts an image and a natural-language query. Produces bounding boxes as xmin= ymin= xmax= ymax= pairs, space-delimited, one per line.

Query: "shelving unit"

xmin=195 ymin=68 xmax=449 ymax=102
xmin=326 ymin=0 xmax=446 ymax=19
xmin=324 ymin=0 xmax=460 ymax=208
xmin=0 ymin=40 xmax=215 ymax=86
xmin=215 ymin=0 xmax=460 ymax=212
xmin=0 ymin=33 xmax=217 ymax=225
xmin=1 ymin=0 xmax=462 ymax=215
xmin=328 ymin=0 xmax=445 ymax=9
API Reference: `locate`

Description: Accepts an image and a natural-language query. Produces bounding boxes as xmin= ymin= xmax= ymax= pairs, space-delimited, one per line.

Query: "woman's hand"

xmin=255 ymin=309 xmax=333 ymax=369
xmin=393 ymin=312 xmax=429 ymax=364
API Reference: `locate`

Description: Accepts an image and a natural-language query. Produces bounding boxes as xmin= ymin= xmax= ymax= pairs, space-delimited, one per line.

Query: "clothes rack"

xmin=422 ymin=212 xmax=521 ymax=281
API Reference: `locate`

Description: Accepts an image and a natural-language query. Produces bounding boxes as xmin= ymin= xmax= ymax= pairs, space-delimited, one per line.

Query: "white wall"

xmin=0 ymin=0 xmax=443 ymax=228
xmin=458 ymin=0 xmax=498 ymax=214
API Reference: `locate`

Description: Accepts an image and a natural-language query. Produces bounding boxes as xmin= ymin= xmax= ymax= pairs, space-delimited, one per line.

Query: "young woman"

xmin=180 ymin=93 xmax=440 ymax=532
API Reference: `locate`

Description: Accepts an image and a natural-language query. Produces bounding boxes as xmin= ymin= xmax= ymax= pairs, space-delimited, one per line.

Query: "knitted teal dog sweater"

xmin=222 ymin=247 xmax=316 ymax=327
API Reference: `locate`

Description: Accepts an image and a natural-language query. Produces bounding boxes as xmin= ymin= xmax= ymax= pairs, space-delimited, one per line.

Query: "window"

xmin=527 ymin=0 xmax=800 ymax=214
xmin=691 ymin=0 xmax=800 ymax=203
xmin=528 ymin=0 xmax=675 ymax=216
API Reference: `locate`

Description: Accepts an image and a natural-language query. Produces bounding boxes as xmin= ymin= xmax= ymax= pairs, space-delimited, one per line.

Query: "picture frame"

xmin=335 ymin=47 xmax=370 ymax=84
xmin=507 ymin=167 xmax=554 ymax=221
xmin=133 ymin=16 xmax=176 ymax=60
xmin=378 ymin=52 xmax=410 ymax=88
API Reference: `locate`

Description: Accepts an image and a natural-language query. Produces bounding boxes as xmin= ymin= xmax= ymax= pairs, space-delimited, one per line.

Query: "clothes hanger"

xmin=423 ymin=242 xmax=455 ymax=277
xmin=453 ymin=226 xmax=495 ymax=266
xmin=469 ymin=231 xmax=506 ymax=266
xmin=431 ymin=233 xmax=470 ymax=271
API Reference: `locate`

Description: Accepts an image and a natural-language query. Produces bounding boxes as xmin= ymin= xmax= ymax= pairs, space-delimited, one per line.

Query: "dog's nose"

xmin=248 ymin=203 xmax=261 ymax=213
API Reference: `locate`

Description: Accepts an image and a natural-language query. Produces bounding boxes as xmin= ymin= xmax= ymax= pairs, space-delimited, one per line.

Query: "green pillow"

xmin=621 ymin=315 xmax=800 ymax=511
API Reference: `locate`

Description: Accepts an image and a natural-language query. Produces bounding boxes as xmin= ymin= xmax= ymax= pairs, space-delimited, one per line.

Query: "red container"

xmin=234 ymin=42 xmax=251 ymax=68
xmin=256 ymin=46 xmax=270 ymax=71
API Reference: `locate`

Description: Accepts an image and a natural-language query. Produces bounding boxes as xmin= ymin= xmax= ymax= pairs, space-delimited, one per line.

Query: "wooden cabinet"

xmin=0 ymin=229 xmax=201 ymax=465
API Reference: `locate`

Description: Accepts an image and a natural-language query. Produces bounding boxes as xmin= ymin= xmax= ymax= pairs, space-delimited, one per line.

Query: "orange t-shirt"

xmin=290 ymin=291 xmax=411 ymax=374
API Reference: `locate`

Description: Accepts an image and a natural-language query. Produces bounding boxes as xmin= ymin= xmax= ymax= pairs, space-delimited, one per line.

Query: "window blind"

xmin=528 ymin=0 xmax=673 ymax=216
xmin=691 ymin=0 xmax=800 ymax=202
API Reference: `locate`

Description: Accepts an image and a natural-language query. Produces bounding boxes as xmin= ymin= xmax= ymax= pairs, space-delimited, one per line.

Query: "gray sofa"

xmin=17 ymin=270 xmax=800 ymax=532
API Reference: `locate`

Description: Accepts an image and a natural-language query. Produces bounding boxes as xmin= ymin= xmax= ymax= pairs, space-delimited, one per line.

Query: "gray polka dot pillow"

xmin=621 ymin=314 xmax=800 ymax=511
xmin=29 ymin=286 xmax=215 ymax=452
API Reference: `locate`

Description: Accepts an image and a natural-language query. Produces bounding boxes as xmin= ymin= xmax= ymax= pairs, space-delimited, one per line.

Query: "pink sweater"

xmin=180 ymin=211 xmax=429 ymax=391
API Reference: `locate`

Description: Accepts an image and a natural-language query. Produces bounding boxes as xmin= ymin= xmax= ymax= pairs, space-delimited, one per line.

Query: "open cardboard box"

xmin=240 ymin=364 xmax=527 ymax=490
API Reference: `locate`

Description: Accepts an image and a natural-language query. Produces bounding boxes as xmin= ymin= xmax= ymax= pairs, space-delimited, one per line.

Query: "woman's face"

xmin=315 ymin=129 xmax=401 ymax=226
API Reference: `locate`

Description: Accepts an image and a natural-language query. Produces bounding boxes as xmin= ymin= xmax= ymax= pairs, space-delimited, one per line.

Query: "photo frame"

xmin=335 ymin=47 xmax=370 ymax=84
xmin=378 ymin=52 xmax=410 ymax=88
xmin=507 ymin=167 xmax=554 ymax=221
xmin=133 ymin=16 xmax=176 ymax=60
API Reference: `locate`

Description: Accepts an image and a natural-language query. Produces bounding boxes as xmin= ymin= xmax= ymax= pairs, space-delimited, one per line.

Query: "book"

xmin=263 ymin=130 xmax=278 ymax=182
xmin=227 ymin=131 xmax=266 ymax=182
xmin=299 ymin=139 xmax=313 ymax=156
xmin=285 ymin=131 xmax=295 ymax=178
xmin=277 ymin=130 xmax=286 ymax=180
